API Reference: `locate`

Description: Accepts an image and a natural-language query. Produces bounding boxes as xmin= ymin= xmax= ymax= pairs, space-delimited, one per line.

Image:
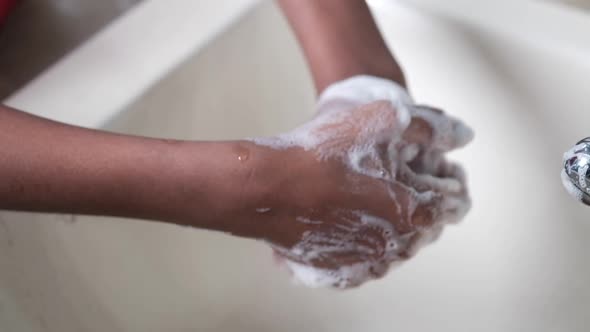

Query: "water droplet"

xmin=236 ymin=144 xmax=250 ymax=162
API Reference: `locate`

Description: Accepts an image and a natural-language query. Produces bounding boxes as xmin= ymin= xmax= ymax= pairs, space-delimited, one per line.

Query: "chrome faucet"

xmin=562 ymin=138 xmax=590 ymax=205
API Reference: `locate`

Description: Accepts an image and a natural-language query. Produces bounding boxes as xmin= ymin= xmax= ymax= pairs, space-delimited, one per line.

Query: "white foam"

xmin=400 ymin=144 xmax=419 ymax=162
xmin=317 ymin=75 xmax=414 ymax=116
xmin=284 ymin=260 xmax=373 ymax=289
xmin=296 ymin=217 xmax=323 ymax=225
xmin=413 ymin=106 xmax=474 ymax=151
xmin=275 ymin=212 xmax=414 ymax=288
xmin=252 ymin=75 xmax=472 ymax=288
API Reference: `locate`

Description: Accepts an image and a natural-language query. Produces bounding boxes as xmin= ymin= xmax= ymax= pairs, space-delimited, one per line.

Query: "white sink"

xmin=0 ymin=0 xmax=142 ymax=99
xmin=2 ymin=1 xmax=590 ymax=331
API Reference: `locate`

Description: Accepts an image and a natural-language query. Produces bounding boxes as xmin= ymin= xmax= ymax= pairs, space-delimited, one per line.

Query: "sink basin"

xmin=551 ymin=0 xmax=590 ymax=12
xmin=2 ymin=1 xmax=590 ymax=331
xmin=0 ymin=0 xmax=142 ymax=99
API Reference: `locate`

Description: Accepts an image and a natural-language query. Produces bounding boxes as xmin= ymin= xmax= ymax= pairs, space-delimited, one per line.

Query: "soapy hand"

xmin=253 ymin=77 xmax=473 ymax=288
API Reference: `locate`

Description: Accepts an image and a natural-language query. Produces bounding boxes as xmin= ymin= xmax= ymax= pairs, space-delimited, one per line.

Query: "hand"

xmin=251 ymin=98 xmax=472 ymax=288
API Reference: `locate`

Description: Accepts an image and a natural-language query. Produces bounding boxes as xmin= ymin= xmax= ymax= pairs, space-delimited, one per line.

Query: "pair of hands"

xmin=246 ymin=78 xmax=473 ymax=288
xmin=0 ymin=80 xmax=471 ymax=289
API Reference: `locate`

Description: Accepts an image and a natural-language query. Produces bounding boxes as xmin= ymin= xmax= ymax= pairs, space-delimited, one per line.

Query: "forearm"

xmin=278 ymin=0 xmax=406 ymax=92
xmin=0 ymin=105 xmax=266 ymax=235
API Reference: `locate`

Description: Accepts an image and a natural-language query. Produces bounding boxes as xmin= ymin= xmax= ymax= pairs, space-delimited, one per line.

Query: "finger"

xmin=388 ymin=180 xmax=443 ymax=231
xmin=417 ymin=171 xmax=471 ymax=225
xmin=397 ymin=157 xmax=471 ymax=226
xmin=404 ymin=105 xmax=474 ymax=152
xmin=438 ymin=160 xmax=468 ymax=188
xmin=410 ymin=193 xmax=445 ymax=229
xmin=393 ymin=167 xmax=469 ymax=228
xmin=401 ymin=116 xmax=433 ymax=146
xmin=398 ymin=160 xmax=466 ymax=196
xmin=438 ymin=194 xmax=471 ymax=224
xmin=406 ymin=148 xmax=444 ymax=175
xmin=399 ymin=224 xmax=445 ymax=259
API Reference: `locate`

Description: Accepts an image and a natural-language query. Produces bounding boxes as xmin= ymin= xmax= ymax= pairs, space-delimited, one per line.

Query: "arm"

xmin=0 ymin=99 xmax=471 ymax=288
xmin=278 ymin=0 xmax=406 ymax=92
xmin=0 ymin=1 xmax=471 ymax=288
xmin=0 ymin=104 xmax=273 ymax=238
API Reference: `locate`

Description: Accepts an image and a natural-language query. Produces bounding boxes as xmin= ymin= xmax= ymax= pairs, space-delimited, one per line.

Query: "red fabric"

xmin=0 ymin=0 xmax=18 ymax=24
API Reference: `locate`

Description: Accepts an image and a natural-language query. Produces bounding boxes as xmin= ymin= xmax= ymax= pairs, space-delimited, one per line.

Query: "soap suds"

xmin=274 ymin=212 xmax=415 ymax=288
xmin=412 ymin=106 xmax=474 ymax=151
xmin=252 ymin=75 xmax=472 ymax=288
xmin=296 ymin=217 xmax=323 ymax=225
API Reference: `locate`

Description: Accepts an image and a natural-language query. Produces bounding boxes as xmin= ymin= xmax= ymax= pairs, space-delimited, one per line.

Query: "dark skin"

xmin=0 ymin=1 xmax=469 ymax=278
xmin=277 ymin=0 xmax=406 ymax=90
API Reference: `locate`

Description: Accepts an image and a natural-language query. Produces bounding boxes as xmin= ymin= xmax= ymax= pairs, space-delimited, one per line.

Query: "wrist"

xmin=316 ymin=53 xmax=406 ymax=92
xmin=167 ymin=140 xmax=278 ymax=239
